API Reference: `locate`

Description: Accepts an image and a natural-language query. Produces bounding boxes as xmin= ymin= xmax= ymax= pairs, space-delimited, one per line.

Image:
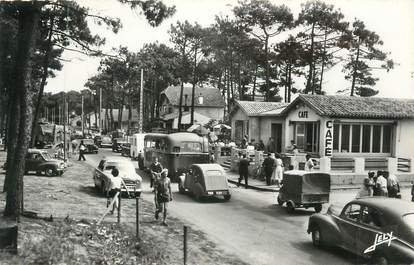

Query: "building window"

xmin=333 ymin=122 xmax=393 ymax=154
xmin=295 ymin=122 xmax=319 ymax=153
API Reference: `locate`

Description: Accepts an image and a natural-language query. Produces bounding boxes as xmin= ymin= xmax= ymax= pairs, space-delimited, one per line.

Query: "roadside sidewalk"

xmin=225 ymin=170 xmax=412 ymax=192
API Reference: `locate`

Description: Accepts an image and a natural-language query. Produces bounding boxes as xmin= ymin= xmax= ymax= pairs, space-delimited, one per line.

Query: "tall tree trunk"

xmin=31 ymin=14 xmax=55 ymax=147
xmin=350 ymin=39 xmax=361 ymax=97
xmin=4 ymin=2 xmax=39 ymax=218
xmin=252 ymin=64 xmax=258 ymax=101
xmin=319 ymin=28 xmax=328 ymax=93
xmin=288 ymin=63 xmax=292 ymax=103
xmin=226 ymin=68 xmax=230 ymax=115
xmin=264 ymin=35 xmax=270 ymax=101
xmin=190 ymin=45 xmax=197 ymax=125
xmin=306 ymin=22 xmax=315 ymax=94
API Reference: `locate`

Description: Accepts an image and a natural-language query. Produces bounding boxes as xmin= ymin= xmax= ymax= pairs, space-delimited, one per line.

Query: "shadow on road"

xmin=78 ymin=185 xmax=102 ymax=198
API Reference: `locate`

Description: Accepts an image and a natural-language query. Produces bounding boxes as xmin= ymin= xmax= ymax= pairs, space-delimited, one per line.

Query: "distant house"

xmin=159 ymin=85 xmax=225 ymax=129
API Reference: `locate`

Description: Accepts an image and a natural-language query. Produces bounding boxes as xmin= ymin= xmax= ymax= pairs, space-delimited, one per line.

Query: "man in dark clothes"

xmin=262 ymin=153 xmax=275 ymax=186
xmin=150 ymin=157 xmax=163 ymax=189
xmin=137 ymin=151 xmax=144 ymax=170
xmin=238 ymin=154 xmax=250 ymax=188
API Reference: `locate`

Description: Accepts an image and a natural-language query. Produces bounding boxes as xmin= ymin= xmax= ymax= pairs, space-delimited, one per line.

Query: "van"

xmin=131 ymin=133 xmax=146 ymax=159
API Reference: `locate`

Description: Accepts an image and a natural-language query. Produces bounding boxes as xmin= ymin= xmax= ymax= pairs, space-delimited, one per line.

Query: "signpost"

xmin=324 ymin=120 xmax=333 ymax=157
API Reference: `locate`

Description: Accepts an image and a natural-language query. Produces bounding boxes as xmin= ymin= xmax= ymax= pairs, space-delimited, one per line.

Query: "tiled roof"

xmin=235 ymin=100 xmax=288 ymax=116
xmin=161 ymin=85 xmax=225 ymax=107
xmin=288 ymin=94 xmax=414 ymax=119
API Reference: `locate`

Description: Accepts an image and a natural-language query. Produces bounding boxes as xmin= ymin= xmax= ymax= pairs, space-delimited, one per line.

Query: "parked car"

xmin=3 ymin=149 xmax=65 ymax=176
xmin=100 ymin=136 xmax=112 ymax=148
xmin=93 ymin=157 xmax=142 ymax=197
xmin=178 ymin=164 xmax=231 ymax=201
xmin=94 ymin=136 xmax=102 ymax=147
xmin=73 ymin=139 xmax=98 ymax=154
xmin=121 ymin=143 xmax=131 ymax=157
xmin=307 ymin=197 xmax=414 ymax=265
xmin=112 ymin=138 xmax=127 ymax=152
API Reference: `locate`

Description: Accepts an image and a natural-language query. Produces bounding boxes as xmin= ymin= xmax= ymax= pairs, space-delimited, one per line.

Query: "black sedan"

xmin=75 ymin=139 xmax=98 ymax=154
xmin=308 ymin=197 xmax=414 ymax=265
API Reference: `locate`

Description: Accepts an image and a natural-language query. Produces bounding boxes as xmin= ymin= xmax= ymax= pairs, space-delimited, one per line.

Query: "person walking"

xmin=356 ymin=174 xmax=374 ymax=198
xmin=107 ymin=168 xmax=128 ymax=214
xmin=78 ymin=140 xmax=86 ymax=161
xmin=304 ymin=154 xmax=314 ymax=171
xmin=263 ymin=153 xmax=275 ymax=186
xmin=137 ymin=151 xmax=144 ymax=170
xmin=150 ymin=157 xmax=163 ymax=190
xmin=266 ymin=137 xmax=275 ymax=154
xmin=376 ymin=171 xmax=388 ymax=197
xmin=238 ymin=154 xmax=250 ymax=188
xmin=154 ymin=168 xmax=172 ymax=226
xmin=272 ymin=153 xmax=284 ymax=186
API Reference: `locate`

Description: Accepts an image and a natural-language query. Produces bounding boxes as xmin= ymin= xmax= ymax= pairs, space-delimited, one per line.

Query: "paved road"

xmin=82 ymin=149 xmax=411 ymax=265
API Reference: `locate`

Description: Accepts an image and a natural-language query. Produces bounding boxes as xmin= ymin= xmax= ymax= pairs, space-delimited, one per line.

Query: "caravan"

xmin=130 ymin=133 xmax=146 ymax=159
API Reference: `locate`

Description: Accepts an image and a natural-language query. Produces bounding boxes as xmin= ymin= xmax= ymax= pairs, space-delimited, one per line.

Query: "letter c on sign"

xmin=326 ymin=120 xmax=333 ymax=129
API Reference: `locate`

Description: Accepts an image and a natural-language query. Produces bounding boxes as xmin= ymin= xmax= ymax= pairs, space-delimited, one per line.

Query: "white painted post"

xmin=387 ymin=157 xmax=398 ymax=174
xmin=354 ymin=158 xmax=365 ymax=174
xmin=319 ymin=157 xmax=331 ymax=172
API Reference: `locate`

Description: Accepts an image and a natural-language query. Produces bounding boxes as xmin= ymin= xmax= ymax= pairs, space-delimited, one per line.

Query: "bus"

xmin=144 ymin=132 xmax=209 ymax=181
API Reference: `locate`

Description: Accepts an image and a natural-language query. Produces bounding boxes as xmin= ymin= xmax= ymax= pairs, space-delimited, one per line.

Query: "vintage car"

xmin=100 ymin=136 xmax=112 ymax=148
xmin=93 ymin=157 xmax=142 ymax=197
xmin=121 ymin=143 xmax=131 ymax=157
xmin=308 ymin=197 xmax=414 ymax=265
xmin=112 ymin=138 xmax=127 ymax=153
xmin=178 ymin=164 xmax=231 ymax=201
xmin=3 ymin=149 xmax=65 ymax=176
xmin=94 ymin=135 xmax=102 ymax=147
xmin=277 ymin=170 xmax=330 ymax=213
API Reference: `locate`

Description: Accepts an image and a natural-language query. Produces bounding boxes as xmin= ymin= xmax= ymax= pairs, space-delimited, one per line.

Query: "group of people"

xmin=356 ymin=170 xmax=401 ymax=199
xmin=105 ymin=156 xmax=172 ymax=226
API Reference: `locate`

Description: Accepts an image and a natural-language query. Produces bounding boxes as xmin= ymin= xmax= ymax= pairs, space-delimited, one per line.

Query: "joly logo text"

xmin=364 ymin=232 xmax=396 ymax=254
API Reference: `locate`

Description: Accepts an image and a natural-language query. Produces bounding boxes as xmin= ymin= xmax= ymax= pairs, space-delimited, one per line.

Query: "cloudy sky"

xmin=46 ymin=0 xmax=414 ymax=99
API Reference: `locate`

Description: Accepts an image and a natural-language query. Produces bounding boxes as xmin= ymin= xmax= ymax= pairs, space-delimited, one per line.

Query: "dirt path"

xmin=0 ymin=160 xmax=247 ymax=265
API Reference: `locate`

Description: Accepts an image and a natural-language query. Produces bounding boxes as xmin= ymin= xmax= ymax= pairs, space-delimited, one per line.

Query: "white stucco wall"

xmin=395 ymin=120 xmax=414 ymax=159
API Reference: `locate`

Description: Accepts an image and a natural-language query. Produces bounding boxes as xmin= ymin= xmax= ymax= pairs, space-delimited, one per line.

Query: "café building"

xmin=231 ymin=94 xmax=414 ymax=176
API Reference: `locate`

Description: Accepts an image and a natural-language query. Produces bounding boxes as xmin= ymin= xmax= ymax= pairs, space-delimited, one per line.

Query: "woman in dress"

xmin=272 ymin=153 xmax=284 ymax=186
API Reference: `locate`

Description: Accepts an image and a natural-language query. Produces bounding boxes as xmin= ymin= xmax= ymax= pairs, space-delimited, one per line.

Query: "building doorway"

xmin=271 ymin=123 xmax=282 ymax=153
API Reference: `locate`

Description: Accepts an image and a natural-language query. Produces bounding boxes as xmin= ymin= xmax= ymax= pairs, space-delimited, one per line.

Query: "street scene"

xmin=1 ymin=0 xmax=414 ymax=265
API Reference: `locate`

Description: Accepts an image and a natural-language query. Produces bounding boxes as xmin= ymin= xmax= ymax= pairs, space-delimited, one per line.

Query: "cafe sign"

xmin=324 ymin=120 xmax=333 ymax=157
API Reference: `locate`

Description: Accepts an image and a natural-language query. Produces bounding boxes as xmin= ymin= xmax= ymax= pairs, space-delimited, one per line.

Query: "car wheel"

xmin=223 ymin=194 xmax=231 ymax=201
xmin=178 ymin=181 xmax=185 ymax=194
xmin=277 ymin=194 xmax=284 ymax=206
xmin=45 ymin=168 xmax=55 ymax=177
xmin=314 ymin=204 xmax=322 ymax=213
xmin=286 ymin=201 xmax=295 ymax=213
xmin=372 ymin=254 xmax=389 ymax=265
xmin=312 ymin=226 xmax=324 ymax=248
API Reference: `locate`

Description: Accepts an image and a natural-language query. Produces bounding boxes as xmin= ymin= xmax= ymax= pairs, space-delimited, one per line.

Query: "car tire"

xmin=277 ymin=194 xmax=284 ymax=206
xmin=45 ymin=168 xmax=55 ymax=177
xmin=314 ymin=204 xmax=322 ymax=213
xmin=372 ymin=254 xmax=389 ymax=265
xmin=178 ymin=181 xmax=185 ymax=194
xmin=223 ymin=194 xmax=231 ymax=201
xmin=312 ymin=226 xmax=324 ymax=248
xmin=286 ymin=201 xmax=295 ymax=213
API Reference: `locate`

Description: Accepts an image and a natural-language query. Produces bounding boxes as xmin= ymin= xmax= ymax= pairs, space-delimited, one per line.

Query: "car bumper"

xmin=205 ymin=190 xmax=230 ymax=196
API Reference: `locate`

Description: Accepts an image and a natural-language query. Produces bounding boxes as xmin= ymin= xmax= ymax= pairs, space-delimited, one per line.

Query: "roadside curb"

xmin=227 ymin=179 xmax=279 ymax=192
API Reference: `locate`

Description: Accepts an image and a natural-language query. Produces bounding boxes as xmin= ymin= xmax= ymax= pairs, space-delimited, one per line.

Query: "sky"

xmin=46 ymin=0 xmax=414 ymax=100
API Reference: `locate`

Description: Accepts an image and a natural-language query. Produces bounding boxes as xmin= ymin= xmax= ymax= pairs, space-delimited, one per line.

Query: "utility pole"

xmin=99 ymin=87 xmax=102 ymax=134
xmin=139 ymin=69 xmax=143 ymax=133
xmin=59 ymin=105 xmax=61 ymax=125
xmin=81 ymin=95 xmax=84 ymax=137
xmin=63 ymin=96 xmax=67 ymax=163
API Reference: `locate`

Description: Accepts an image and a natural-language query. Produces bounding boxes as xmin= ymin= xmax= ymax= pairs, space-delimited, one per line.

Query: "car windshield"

xmin=403 ymin=214 xmax=414 ymax=230
xmin=180 ymin=142 xmax=202 ymax=152
xmin=105 ymin=161 xmax=135 ymax=173
xmin=204 ymin=170 xmax=223 ymax=177
xmin=41 ymin=152 xmax=52 ymax=160
xmin=83 ymin=139 xmax=94 ymax=145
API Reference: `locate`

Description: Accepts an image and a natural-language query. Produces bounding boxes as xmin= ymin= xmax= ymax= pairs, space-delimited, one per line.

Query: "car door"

xmin=357 ymin=206 xmax=386 ymax=257
xmin=94 ymin=160 xmax=105 ymax=186
xmin=25 ymin=153 xmax=36 ymax=171
xmin=336 ymin=203 xmax=362 ymax=252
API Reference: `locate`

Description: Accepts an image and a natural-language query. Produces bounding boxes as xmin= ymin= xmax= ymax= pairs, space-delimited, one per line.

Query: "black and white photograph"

xmin=0 ymin=0 xmax=414 ymax=264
